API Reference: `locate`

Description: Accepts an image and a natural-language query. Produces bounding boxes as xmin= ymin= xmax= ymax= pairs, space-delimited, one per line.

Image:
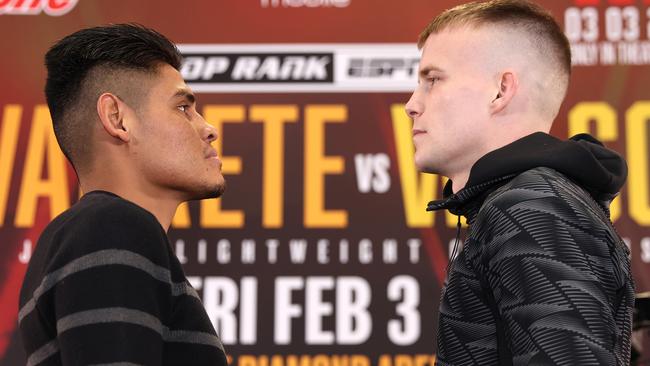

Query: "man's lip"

xmin=205 ymin=149 xmax=219 ymax=159
xmin=412 ymin=129 xmax=426 ymax=137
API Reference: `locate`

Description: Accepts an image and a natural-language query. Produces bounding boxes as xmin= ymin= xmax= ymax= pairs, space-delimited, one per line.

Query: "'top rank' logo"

xmin=0 ymin=0 xmax=78 ymax=16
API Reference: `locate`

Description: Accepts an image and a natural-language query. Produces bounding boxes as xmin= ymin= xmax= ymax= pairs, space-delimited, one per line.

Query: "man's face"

xmin=405 ymin=26 xmax=497 ymax=177
xmin=127 ymin=64 xmax=225 ymax=200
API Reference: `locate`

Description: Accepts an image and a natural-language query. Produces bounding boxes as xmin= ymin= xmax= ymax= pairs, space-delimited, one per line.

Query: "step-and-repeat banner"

xmin=1 ymin=0 xmax=649 ymax=364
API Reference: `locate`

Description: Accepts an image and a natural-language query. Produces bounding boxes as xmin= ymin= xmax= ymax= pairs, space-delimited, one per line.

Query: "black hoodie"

xmin=427 ymin=132 xmax=634 ymax=366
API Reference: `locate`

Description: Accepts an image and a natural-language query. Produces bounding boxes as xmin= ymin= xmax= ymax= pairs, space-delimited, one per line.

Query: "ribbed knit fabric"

xmin=19 ymin=191 xmax=227 ymax=366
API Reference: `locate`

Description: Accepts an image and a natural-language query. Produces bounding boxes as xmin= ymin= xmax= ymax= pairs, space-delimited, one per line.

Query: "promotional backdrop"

xmin=1 ymin=0 xmax=649 ymax=364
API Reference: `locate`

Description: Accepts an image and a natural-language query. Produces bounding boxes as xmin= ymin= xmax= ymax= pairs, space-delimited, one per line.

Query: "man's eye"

xmin=178 ymin=105 xmax=189 ymax=113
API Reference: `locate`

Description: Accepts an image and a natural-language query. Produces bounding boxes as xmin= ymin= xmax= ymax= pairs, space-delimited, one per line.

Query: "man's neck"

xmin=450 ymin=171 xmax=470 ymax=194
xmin=80 ymin=172 xmax=181 ymax=232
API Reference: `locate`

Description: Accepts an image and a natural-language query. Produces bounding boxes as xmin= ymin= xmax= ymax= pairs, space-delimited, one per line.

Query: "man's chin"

xmin=207 ymin=180 xmax=226 ymax=199
xmin=414 ymin=158 xmax=438 ymax=174
xmin=188 ymin=179 xmax=227 ymax=200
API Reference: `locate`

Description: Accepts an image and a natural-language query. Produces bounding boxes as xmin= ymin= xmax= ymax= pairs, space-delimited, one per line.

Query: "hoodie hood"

xmin=427 ymin=132 xmax=627 ymax=216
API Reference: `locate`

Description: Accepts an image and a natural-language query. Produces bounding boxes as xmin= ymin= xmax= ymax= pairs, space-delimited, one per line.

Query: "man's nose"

xmin=199 ymin=115 xmax=218 ymax=143
xmin=405 ymin=91 xmax=422 ymax=119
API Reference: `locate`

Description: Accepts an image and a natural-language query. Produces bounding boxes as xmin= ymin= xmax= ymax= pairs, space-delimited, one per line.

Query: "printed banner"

xmin=1 ymin=0 xmax=649 ymax=364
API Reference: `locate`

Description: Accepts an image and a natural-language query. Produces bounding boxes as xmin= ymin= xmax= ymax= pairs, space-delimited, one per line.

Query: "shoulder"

xmin=20 ymin=192 xmax=175 ymax=309
xmin=473 ymin=167 xmax=618 ymax=261
xmin=481 ymin=167 xmax=602 ymax=220
xmin=39 ymin=192 xmax=170 ymax=269
xmin=77 ymin=191 xmax=162 ymax=226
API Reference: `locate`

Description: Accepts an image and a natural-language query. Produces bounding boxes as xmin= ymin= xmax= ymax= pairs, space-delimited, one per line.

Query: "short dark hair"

xmin=44 ymin=23 xmax=183 ymax=170
xmin=418 ymin=0 xmax=571 ymax=77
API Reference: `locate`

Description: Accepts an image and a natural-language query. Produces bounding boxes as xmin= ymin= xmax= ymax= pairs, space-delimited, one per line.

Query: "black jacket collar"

xmin=426 ymin=132 xmax=627 ymax=223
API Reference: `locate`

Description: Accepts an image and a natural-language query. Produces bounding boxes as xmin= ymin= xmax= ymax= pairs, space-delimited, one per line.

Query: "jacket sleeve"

xmin=478 ymin=190 xmax=631 ymax=366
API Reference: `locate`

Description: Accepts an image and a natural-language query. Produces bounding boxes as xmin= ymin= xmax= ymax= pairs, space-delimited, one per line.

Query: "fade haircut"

xmin=418 ymin=0 xmax=570 ymax=74
xmin=44 ymin=23 xmax=183 ymax=171
xmin=418 ymin=0 xmax=571 ymax=120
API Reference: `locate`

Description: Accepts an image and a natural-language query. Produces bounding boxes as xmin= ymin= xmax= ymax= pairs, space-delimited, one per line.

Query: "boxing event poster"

xmin=1 ymin=0 xmax=649 ymax=364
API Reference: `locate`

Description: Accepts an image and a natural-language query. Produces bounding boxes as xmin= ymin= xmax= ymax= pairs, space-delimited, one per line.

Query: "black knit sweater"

xmin=19 ymin=191 xmax=228 ymax=365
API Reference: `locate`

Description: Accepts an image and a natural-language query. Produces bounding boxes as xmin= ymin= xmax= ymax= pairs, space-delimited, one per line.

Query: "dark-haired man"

xmin=406 ymin=1 xmax=634 ymax=365
xmin=18 ymin=24 xmax=228 ymax=365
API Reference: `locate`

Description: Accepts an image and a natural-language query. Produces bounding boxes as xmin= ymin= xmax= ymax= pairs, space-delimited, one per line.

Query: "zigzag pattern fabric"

xmin=435 ymin=167 xmax=634 ymax=366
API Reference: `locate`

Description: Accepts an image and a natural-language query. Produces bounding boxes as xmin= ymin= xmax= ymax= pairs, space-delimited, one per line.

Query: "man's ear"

xmin=97 ymin=93 xmax=130 ymax=142
xmin=490 ymin=71 xmax=517 ymax=115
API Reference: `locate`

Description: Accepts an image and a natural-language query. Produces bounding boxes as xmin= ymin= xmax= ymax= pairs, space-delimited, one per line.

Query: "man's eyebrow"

xmin=171 ymin=89 xmax=196 ymax=104
xmin=419 ymin=65 xmax=444 ymax=78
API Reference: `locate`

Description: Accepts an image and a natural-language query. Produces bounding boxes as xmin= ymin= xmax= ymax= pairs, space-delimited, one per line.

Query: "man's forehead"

xmin=150 ymin=64 xmax=192 ymax=96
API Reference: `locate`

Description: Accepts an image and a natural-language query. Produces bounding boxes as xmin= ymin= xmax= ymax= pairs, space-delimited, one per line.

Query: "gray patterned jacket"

xmin=428 ymin=132 xmax=634 ymax=366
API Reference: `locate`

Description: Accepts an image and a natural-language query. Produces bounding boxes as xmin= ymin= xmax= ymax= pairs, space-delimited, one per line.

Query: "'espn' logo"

xmin=0 ymin=0 xmax=78 ymax=16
